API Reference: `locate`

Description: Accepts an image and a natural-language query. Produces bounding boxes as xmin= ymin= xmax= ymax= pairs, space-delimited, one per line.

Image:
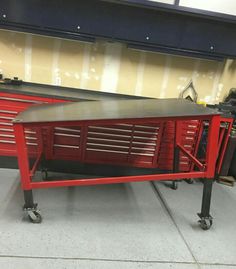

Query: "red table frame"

xmin=13 ymin=114 xmax=221 ymax=229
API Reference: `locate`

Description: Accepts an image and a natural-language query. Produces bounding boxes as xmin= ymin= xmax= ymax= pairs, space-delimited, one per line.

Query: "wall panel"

xmin=0 ymin=29 xmax=235 ymax=103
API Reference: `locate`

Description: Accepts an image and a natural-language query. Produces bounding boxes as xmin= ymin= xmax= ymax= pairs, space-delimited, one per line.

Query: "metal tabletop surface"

xmin=13 ymin=99 xmax=219 ymax=124
xmin=0 ymin=82 xmax=146 ymax=101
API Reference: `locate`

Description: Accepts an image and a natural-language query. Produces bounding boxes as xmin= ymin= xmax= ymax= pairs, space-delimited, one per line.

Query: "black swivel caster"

xmin=199 ymin=217 xmax=212 ymax=230
xmin=171 ymin=181 xmax=178 ymax=190
xmin=27 ymin=210 xmax=42 ymax=224
xmin=41 ymin=168 xmax=48 ymax=181
xmin=24 ymin=204 xmax=42 ymax=224
xmin=185 ymin=178 xmax=194 ymax=184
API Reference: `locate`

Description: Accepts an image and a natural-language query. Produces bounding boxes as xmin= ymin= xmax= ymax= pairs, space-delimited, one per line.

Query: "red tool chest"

xmin=0 ymin=92 xmax=69 ymax=156
xmin=40 ymin=120 xmax=201 ymax=171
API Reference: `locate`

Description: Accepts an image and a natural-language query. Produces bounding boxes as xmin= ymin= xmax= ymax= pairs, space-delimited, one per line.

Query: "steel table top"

xmin=13 ymin=98 xmax=219 ymax=124
xmin=0 ymin=82 xmax=146 ymax=101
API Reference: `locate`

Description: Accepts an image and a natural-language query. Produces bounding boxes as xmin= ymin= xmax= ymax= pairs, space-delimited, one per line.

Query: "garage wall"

xmin=0 ymin=29 xmax=235 ymax=103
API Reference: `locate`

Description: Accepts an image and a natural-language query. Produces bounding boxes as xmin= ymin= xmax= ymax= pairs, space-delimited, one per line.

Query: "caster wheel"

xmin=185 ymin=179 xmax=194 ymax=184
xmin=199 ymin=218 xmax=212 ymax=230
xmin=41 ymin=169 xmax=48 ymax=181
xmin=27 ymin=210 xmax=42 ymax=224
xmin=171 ymin=181 xmax=178 ymax=190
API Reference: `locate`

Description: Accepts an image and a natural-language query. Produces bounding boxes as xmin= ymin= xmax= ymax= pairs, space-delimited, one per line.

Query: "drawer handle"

xmin=0 ymin=110 xmax=18 ymax=114
xmin=0 ymin=96 xmax=44 ymax=103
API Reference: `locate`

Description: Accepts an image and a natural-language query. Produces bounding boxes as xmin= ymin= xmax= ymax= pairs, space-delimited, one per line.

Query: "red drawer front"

xmin=44 ymin=123 xmax=163 ymax=169
xmin=41 ymin=120 xmax=200 ymax=171
xmin=84 ymin=123 xmax=161 ymax=168
xmin=157 ymin=120 xmax=200 ymax=172
xmin=0 ymin=92 xmax=70 ymax=156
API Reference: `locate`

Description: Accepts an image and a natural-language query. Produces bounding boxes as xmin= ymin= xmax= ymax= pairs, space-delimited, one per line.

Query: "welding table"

xmin=13 ymin=98 xmax=221 ymax=229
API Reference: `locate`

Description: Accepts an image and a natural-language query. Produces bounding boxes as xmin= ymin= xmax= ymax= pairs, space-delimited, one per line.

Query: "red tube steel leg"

xmin=13 ymin=123 xmax=42 ymax=223
xmin=205 ymin=115 xmax=221 ymax=178
xmin=13 ymin=123 xmax=31 ymax=191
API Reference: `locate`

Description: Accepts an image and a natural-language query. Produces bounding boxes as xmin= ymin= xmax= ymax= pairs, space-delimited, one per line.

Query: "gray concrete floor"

xmin=0 ymin=168 xmax=236 ymax=269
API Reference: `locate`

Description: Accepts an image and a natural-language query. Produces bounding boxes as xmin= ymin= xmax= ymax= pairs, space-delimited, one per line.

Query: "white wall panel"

xmin=180 ymin=0 xmax=236 ymax=16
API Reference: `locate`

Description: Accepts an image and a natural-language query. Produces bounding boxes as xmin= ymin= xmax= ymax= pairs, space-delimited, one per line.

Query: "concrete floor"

xmin=0 ymin=168 xmax=236 ymax=269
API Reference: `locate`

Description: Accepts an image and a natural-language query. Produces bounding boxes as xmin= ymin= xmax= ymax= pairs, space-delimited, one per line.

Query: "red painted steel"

xmin=216 ymin=118 xmax=234 ymax=174
xmin=30 ymin=151 xmax=43 ymax=177
xmin=205 ymin=115 xmax=221 ymax=178
xmin=191 ymin=117 xmax=234 ymax=175
xmin=30 ymin=171 xmax=206 ymax=189
xmin=177 ymin=143 xmax=204 ymax=170
xmin=157 ymin=120 xmax=201 ymax=171
xmin=0 ymin=92 xmax=70 ymax=156
xmin=5 ymin=92 xmax=231 ymax=191
xmin=13 ymin=113 xmax=221 ymax=192
xmin=190 ymin=121 xmax=203 ymax=171
xmin=13 ymin=124 xmax=32 ymax=190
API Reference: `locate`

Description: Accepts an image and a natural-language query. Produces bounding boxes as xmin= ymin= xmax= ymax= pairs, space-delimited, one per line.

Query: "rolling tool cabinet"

xmin=0 ymin=91 xmax=70 ymax=157
xmin=12 ymin=98 xmax=223 ymax=230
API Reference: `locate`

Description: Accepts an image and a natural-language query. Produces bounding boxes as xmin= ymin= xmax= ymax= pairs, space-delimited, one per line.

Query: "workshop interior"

xmin=0 ymin=1 xmax=236 ymax=268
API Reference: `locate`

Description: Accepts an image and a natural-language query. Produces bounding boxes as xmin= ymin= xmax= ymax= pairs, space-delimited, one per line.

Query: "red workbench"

xmin=13 ymin=98 xmax=222 ymax=229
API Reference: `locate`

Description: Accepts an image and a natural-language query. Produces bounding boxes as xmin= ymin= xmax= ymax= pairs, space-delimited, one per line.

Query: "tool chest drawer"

xmin=0 ymin=92 xmax=69 ymax=156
